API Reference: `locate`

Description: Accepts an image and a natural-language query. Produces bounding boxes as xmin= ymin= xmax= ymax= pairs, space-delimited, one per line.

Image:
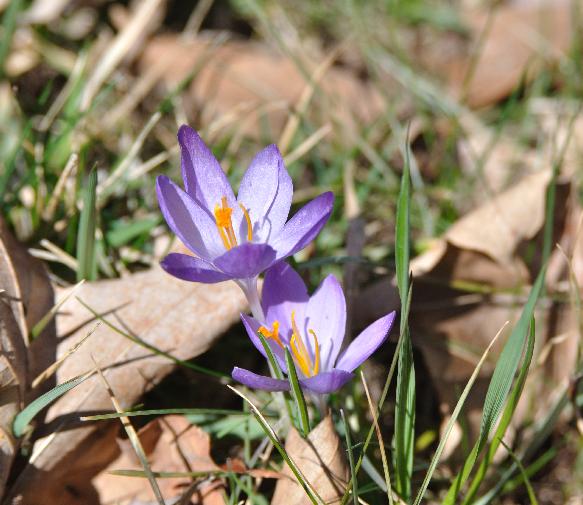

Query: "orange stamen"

xmin=291 ymin=334 xmax=311 ymax=376
xmin=214 ymin=196 xmax=238 ymax=250
xmin=239 ymin=203 xmax=253 ymax=242
xmin=309 ymin=329 xmax=320 ymax=375
xmin=258 ymin=321 xmax=283 ymax=348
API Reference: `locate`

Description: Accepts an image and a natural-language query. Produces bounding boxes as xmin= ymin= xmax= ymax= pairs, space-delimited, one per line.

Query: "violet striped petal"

xmin=156 ymin=175 xmax=223 ymax=259
xmin=160 ymin=253 xmax=231 ymax=284
xmin=272 ymin=192 xmax=334 ymax=260
xmin=214 ymin=243 xmax=276 ymax=279
xmin=237 ymin=145 xmax=292 ymax=242
xmin=232 ymin=367 xmax=290 ymax=392
xmin=299 ymin=369 xmax=354 ymax=394
xmin=335 ymin=312 xmax=396 ymax=372
xmin=178 ymin=125 xmax=236 ymax=213
xmin=262 ymin=262 xmax=309 ymax=342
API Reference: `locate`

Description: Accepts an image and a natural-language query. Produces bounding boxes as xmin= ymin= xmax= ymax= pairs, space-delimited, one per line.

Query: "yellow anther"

xmin=309 ymin=329 xmax=320 ymax=375
xmin=288 ymin=311 xmax=322 ymax=377
xmin=214 ymin=197 xmax=233 ymax=227
xmin=291 ymin=334 xmax=311 ymax=377
xmin=258 ymin=321 xmax=283 ymax=348
xmin=214 ymin=196 xmax=237 ymax=250
xmin=239 ymin=203 xmax=253 ymax=242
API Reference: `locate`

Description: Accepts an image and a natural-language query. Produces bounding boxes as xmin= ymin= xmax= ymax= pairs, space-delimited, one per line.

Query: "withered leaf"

xmin=8 ymin=268 xmax=247 ymax=504
xmin=272 ymin=414 xmax=348 ymax=505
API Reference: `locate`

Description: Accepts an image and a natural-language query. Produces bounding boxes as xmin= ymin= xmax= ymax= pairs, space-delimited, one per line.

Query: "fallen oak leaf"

xmin=94 ymin=415 xmax=225 ymax=505
xmin=7 ymin=267 xmax=247 ymax=505
xmin=0 ymin=217 xmax=56 ymax=499
xmin=272 ymin=414 xmax=349 ymax=505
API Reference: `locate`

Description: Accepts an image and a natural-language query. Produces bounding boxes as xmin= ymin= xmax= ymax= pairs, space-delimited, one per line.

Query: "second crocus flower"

xmin=232 ymin=263 xmax=396 ymax=394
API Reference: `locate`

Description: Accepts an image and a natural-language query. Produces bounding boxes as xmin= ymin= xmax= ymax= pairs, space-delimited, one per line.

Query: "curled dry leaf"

xmin=8 ymin=267 xmax=247 ymax=505
xmin=355 ymin=167 xmax=580 ymax=444
xmin=0 ymin=217 xmax=55 ymax=497
xmin=94 ymin=415 xmax=225 ymax=505
xmin=272 ymin=414 xmax=348 ymax=505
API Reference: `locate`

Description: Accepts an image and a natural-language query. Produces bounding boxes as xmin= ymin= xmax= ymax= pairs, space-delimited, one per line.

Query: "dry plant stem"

xmin=361 ymin=370 xmax=393 ymax=505
xmin=91 ymin=355 xmax=165 ymax=505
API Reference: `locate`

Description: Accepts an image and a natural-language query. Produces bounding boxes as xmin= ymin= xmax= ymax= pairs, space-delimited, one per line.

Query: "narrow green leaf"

xmin=80 ymin=408 xmax=253 ymax=421
xmin=444 ymin=269 xmax=545 ymax=504
xmin=228 ymin=385 xmax=322 ymax=505
xmin=256 ymin=331 xmax=295 ymax=423
xmin=462 ymin=317 xmax=536 ymax=504
xmin=395 ymin=140 xmax=411 ymax=304
xmin=76 ymin=169 xmax=98 ymax=281
xmin=499 ymin=440 xmax=539 ymax=505
xmin=256 ymin=331 xmax=285 ymax=380
xmin=285 ymin=348 xmax=310 ymax=436
xmin=413 ymin=322 xmax=507 ymax=505
xmin=339 ymin=287 xmax=413 ymax=505
xmin=340 ymin=409 xmax=358 ymax=505
xmin=394 ymin=136 xmax=415 ymax=500
xmin=13 ymin=372 xmax=93 ymax=437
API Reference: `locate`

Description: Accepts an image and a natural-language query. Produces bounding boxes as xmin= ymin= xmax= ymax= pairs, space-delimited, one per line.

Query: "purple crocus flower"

xmin=156 ymin=126 xmax=334 ymax=316
xmin=232 ymin=263 xmax=396 ymax=394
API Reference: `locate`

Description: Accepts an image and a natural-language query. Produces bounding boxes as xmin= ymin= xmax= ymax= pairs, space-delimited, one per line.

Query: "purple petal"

xmin=335 ymin=312 xmax=396 ymax=372
xmin=271 ymin=192 xmax=334 ymax=261
xmin=240 ymin=313 xmax=286 ymax=371
xmin=178 ymin=125 xmax=237 ymax=213
xmin=232 ymin=367 xmax=290 ymax=392
xmin=299 ymin=369 xmax=354 ymax=394
xmin=214 ymin=243 xmax=276 ymax=279
xmin=156 ymin=175 xmax=223 ymax=259
xmin=237 ymin=145 xmax=292 ymax=242
xmin=304 ymin=275 xmax=346 ymax=371
xmin=160 ymin=253 xmax=231 ymax=283
xmin=262 ymin=263 xmax=309 ymax=342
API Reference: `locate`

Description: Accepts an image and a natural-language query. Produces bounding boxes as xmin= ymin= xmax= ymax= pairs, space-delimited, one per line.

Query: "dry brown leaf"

xmin=272 ymin=414 xmax=348 ymax=505
xmin=411 ymin=170 xmax=552 ymax=283
xmin=446 ymin=0 xmax=575 ymax=108
xmin=7 ymin=268 xmax=247 ymax=504
xmin=140 ymin=36 xmax=385 ymax=139
xmin=0 ymin=217 xmax=55 ymax=497
xmin=94 ymin=415 xmax=225 ymax=504
xmin=355 ymin=167 xmax=580 ymax=445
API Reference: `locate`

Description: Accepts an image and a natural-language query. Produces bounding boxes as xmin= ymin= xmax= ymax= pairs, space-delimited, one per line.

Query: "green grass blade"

xmin=394 ymin=135 xmax=415 ymax=500
xmin=413 ymin=322 xmax=506 ymax=505
xmin=499 ymin=440 xmax=539 ymax=505
xmin=284 ymin=348 xmax=310 ymax=436
xmin=256 ymin=331 xmax=284 ymax=380
xmin=80 ymin=408 xmax=256 ymax=421
xmin=13 ymin=371 xmax=93 ymax=437
xmin=444 ymin=270 xmax=545 ymax=504
xmin=227 ymin=385 xmax=322 ymax=505
xmin=462 ymin=317 xmax=536 ymax=504
xmin=0 ymin=0 xmax=24 ymax=78
xmin=395 ymin=137 xmax=411 ymax=301
xmin=340 ymin=409 xmax=358 ymax=505
xmin=339 ymin=287 xmax=413 ymax=505
xmin=76 ymin=169 xmax=98 ymax=281
xmin=256 ymin=331 xmax=295 ymax=423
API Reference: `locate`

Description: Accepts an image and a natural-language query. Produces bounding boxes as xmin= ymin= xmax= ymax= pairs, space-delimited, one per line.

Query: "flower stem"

xmin=237 ymin=277 xmax=265 ymax=322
